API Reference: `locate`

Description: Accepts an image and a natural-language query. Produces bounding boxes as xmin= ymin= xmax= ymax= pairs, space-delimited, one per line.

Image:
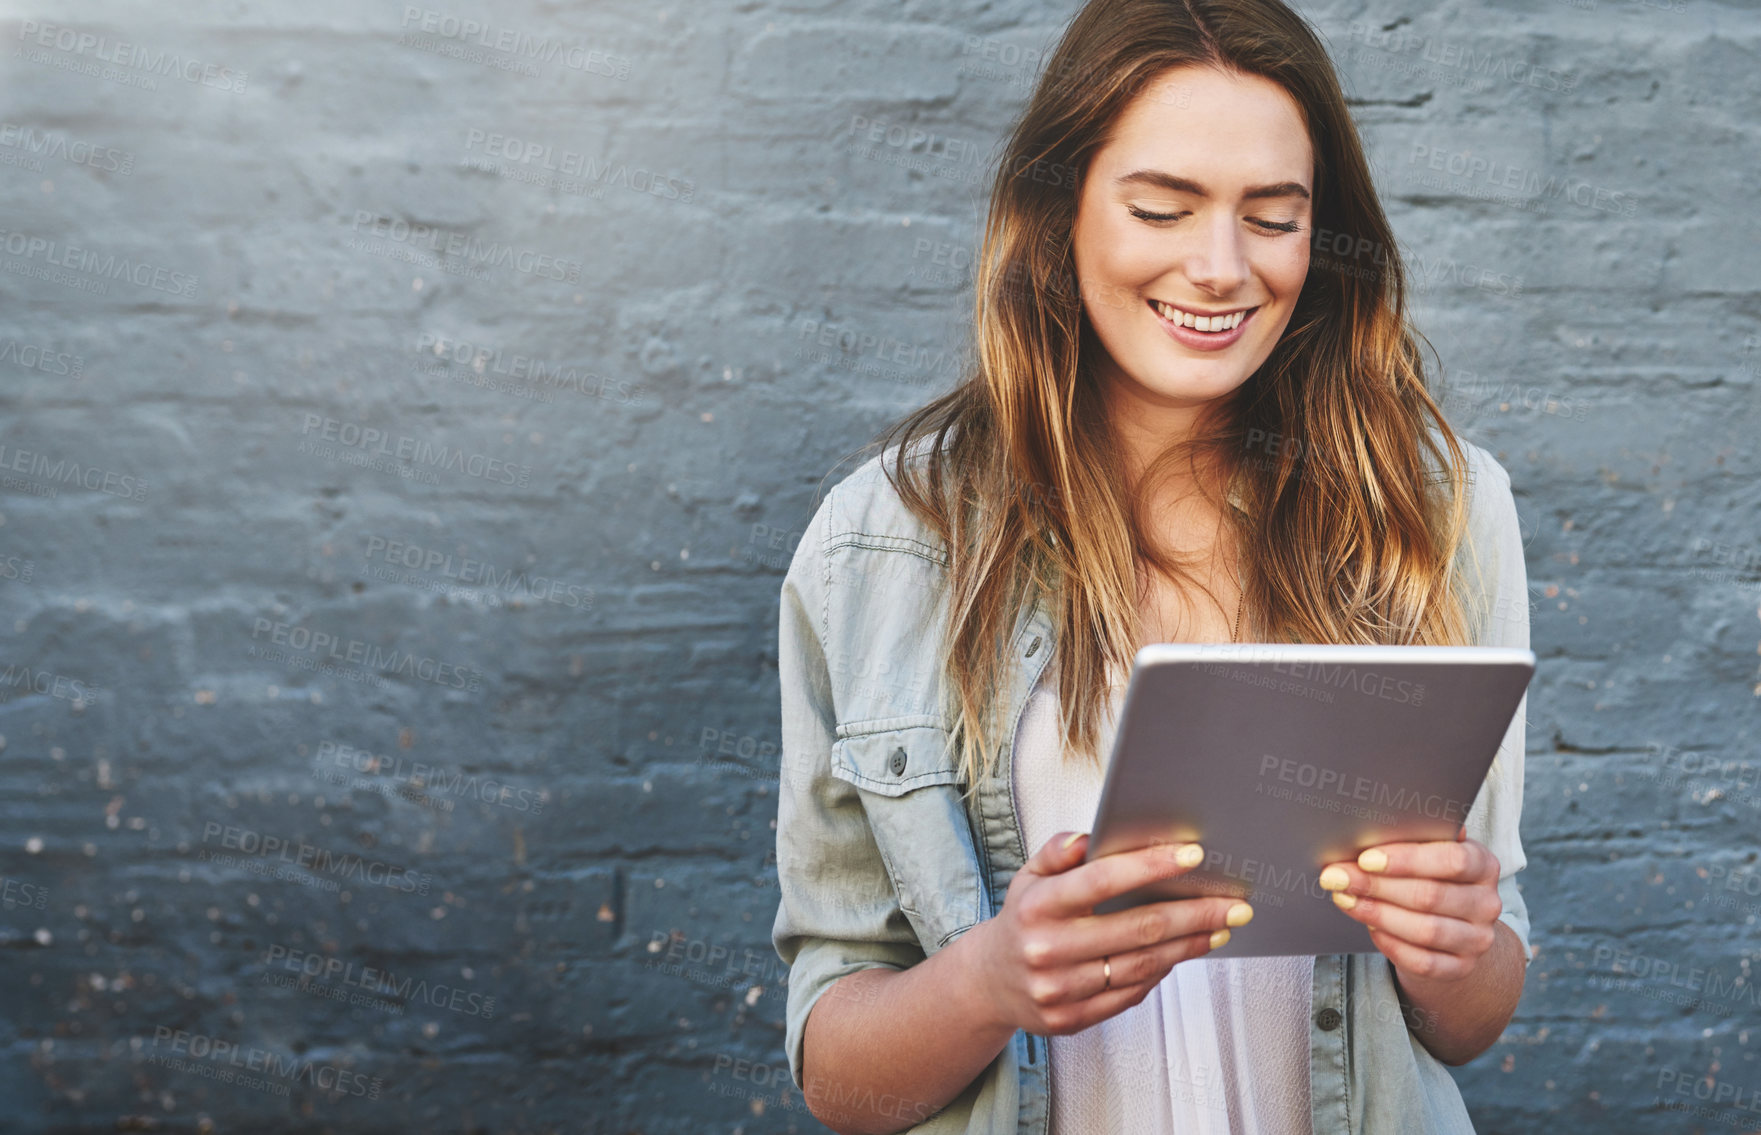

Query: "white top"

xmin=1012 ymin=656 xmax=1316 ymax=1135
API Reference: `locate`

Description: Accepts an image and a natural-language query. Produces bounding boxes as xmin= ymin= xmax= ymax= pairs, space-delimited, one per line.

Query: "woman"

xmin=771 ymin=0 xmax=1533 ymax=1132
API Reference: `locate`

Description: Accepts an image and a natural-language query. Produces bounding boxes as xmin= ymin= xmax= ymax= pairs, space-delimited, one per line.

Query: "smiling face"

xmin=1072 ymin=63 xmax=1314 ymax=464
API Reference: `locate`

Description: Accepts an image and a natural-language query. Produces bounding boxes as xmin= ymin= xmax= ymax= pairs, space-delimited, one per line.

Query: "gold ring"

xmin=1101 ymin=955 xmax=1112 ymax=991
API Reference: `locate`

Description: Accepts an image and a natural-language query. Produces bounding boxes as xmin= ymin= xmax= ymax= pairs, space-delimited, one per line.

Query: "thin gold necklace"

xmin=1232 ymin=574 xmax=1245 ymax=643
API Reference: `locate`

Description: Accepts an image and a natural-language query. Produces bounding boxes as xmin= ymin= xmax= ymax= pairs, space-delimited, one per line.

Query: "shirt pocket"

xmin=830 ymin=718 xmax=984 ymax=950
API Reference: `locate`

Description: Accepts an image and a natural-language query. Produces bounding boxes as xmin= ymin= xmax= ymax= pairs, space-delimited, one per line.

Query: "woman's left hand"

xmin=1318 ymin=826 xmax=1503 ymax=983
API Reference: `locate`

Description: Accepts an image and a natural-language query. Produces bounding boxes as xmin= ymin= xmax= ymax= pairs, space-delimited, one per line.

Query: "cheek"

xmin=1078 ymin=220 xmax=1153 ymax=318
xmin=1262 ymin=244 xmax=1311 ymax=294
xmin=1092 ymin=220 xmax=1160 ymax=282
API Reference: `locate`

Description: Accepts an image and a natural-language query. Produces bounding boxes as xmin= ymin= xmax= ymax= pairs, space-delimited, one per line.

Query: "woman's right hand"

xmin=966 ymin=831 xmax=1254 ymax=1037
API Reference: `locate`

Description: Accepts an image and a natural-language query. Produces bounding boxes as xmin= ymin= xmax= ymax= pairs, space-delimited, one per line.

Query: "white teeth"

xmin=1155 ymin=301 xmax=1248 ymax=332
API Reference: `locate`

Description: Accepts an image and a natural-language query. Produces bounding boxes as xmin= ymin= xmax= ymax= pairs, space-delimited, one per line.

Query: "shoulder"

xmin=815 ymin=440 xmax=951 ymax=564
xmin=1436 ymin=431 xmax=1529 ymax=644
xmin=780 ymin=440 xmax=953 ymax=614
xmin=1447 ymin=432 xmax=1519 ymax=542
xmin=1461 ymin=436 xmax=1513 ymax=497
xmin=1425 ymin=426 xmax=1517 ymax=545
xmin=1428 ymin=424 xmax=1511 ymax=497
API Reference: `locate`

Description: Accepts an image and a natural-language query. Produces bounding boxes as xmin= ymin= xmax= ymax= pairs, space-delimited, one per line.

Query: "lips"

xmin=1148 ymin=299 xmax=1260 ymax=333
xmin=1147 ymin=299 xmax=1260 ymax=351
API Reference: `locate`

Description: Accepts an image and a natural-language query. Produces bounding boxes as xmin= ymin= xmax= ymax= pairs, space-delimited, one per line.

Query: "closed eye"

xmin=1127 ymin=204 xmax=1302 ymax=234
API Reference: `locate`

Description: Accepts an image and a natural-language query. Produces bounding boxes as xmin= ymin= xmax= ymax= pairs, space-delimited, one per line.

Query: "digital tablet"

xmin=1083 ymin=643 xmax=1536 ymax=958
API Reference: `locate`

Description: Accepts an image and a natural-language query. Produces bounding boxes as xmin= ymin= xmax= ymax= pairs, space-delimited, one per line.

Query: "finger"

xmin=1035 ymin=929 xmax=1222 ymax=1031
xmin=1367 ymin=925 xmax=1481 ymax=982
xmin=1338 ymin=896 xmax=1494 ymax=961
xmin=1317 ymin=865 xmax=1502 ymax=924
xmin=1023 ymin=830 xmax=1092 ymax=878
xmin=1331 ymin=838 xmax=1498 ymax=885
xmin=1037 ymin=976 xmax=1166 ymax=1035
xmin=1099 ymin=925 xmax=1235 ymax=989
xmin=1042 ymin=896 xmax=1250 ymax=965
xmin=1040 ymin=839 xmax=1206 ymax=917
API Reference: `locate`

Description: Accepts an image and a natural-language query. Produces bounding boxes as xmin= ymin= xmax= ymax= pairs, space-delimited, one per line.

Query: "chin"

xmin=1132 ymin=367 xmax=1253 ymax=403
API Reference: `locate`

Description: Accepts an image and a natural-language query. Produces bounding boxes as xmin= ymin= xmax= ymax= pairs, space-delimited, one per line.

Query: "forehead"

xmin=1095 ymin=64 xmax=1314 ymax=189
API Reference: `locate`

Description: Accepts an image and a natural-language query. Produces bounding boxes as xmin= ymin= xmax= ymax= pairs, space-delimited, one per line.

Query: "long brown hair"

xmin=840 ymin=0 xmax=1485 ymax=797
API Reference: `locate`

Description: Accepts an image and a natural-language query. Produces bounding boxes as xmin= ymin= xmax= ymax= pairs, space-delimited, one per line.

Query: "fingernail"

xmin=1209 ymin=929 xmax=1231 ymax=949
xmin=1061 ymin=832 xmax=1083 ymax=850
xmin=1318 ymin=866 xmax=1350 ymax=891
xmin=1225 ymin=902 xmax=1254 ymax=928
xmin=1175 ymin=843 xmax=1204 ymax=868
xmin=1359 ymin=848 xmax=1388 ymax=873
xmin=1332 ymin=892 xmax=1359 ymax=911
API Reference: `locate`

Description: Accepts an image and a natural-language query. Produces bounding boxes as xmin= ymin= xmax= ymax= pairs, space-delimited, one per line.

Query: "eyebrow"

xmin=1114 ymin=169 xmax=1310 ymax=201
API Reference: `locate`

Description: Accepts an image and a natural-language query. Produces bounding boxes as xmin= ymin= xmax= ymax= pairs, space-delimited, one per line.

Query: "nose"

xmin=1183 ymin=212 xmax=1250 ymax=298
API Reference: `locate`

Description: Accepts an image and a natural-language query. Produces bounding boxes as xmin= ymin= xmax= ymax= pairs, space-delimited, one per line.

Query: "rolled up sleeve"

xmin=771 ymin=484 xmax=927 ymax=1093
xmin=1458 ymin=449 xmax=1534 ymax=966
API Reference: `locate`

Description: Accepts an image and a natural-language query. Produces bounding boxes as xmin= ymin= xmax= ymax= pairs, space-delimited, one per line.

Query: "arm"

xmin=1393 ymin=916 xmax=1527 ymax=1065
xmin=1319 ymin=827 xmax=1527 ymax=1065
xmin=800 ymin=834 xmax=1244 ymax=1135
xmin=1389 ymin=682 xmax=1534 ymax=1066
xmin=773 ymin=481 xmax=1244 ymax=1133
xmin=1317 ymin=448 xmax=1534 ymax=1065
xmin=771 ymin=487 xmax=988 ymax=1133
xmin=799 ymin=926 xmax=1020 ymax=1134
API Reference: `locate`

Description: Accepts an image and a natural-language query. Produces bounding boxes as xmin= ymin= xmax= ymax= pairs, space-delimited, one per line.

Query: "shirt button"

xmin=1315 ymin=1007 xmax=1343 ymax=1031
xmin=890 ymin=747 xmax=907 ymax=775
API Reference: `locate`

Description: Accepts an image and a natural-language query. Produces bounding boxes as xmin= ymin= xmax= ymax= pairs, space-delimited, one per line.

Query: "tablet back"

xmin=1084 ymin=644 xmax=1535 ymax=958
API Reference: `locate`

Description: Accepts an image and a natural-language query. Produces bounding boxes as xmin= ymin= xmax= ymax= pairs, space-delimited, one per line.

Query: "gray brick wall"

xmin=0 ymin=0 xmax=1755 ymax=1131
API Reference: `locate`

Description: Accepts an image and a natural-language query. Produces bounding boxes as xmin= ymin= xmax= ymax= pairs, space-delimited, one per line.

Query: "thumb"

xmin=1027 ymin=830 xmax=1089 ymax=876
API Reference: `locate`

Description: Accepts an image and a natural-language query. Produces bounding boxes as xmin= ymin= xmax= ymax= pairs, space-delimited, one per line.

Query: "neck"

xmin=1096 ymin=359 xmax=1240 ymax=509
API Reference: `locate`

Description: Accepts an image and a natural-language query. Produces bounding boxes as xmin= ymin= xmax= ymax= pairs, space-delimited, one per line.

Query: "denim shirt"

xmin=771 ymin=433 xmax=1533 ymax=1134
